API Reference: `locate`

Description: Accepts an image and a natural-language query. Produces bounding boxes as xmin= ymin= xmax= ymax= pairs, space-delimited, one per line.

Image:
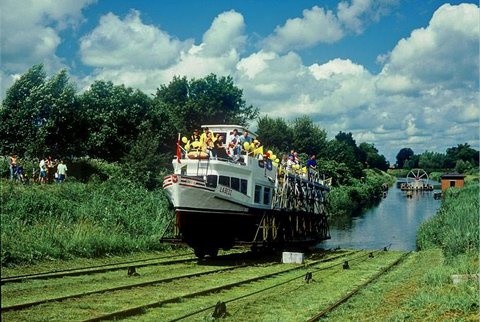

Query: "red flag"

xmin=176 ymin=133 xmax=181 ymax=163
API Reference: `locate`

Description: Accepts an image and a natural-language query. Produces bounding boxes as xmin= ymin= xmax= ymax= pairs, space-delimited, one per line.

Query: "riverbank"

xmin=324 ymin=181 xmax=480 ymax=321
xmin=326 ymin=168 xmax=396 ymax=216
xmin=1 ymin=168 xmax=393 ymax=266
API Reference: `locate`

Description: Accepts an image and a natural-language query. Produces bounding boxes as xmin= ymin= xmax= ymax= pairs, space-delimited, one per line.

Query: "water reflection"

xmin=318 ymin=181 xmax=441 ymax=251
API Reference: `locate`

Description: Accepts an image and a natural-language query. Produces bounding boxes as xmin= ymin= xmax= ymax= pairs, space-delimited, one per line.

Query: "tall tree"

xmin=0 ymin=64 xmax=47 ymax=156
xmin=359 ymin=142 xmax=389 ymax=171
xmin=79 ymin=81 xmax=153 ymax=161
xmin=153 ymin=74 xmax=259 ymax=143
xmin=418 ymin=151 xmax=446 ymax=170
xmin=0 ymin=65 xmax=82 ymax=158
xmin=255 ymin=116 xmax=292 ymax=152
xmin=395 ymin=148 xmax=414 ymax=168
xmin=445 ymin=143 xmax=479 ymax=168
xmin=291 ymin=116 xmax=328 ymax=156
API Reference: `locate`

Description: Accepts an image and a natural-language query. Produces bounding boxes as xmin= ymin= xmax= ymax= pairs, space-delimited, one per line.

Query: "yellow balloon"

xmin=275 ymin=158 xmax=279 ymax=163
xmin=243 ymin=142 xmax=250 ymax=150
xmin=185 ymin=143 xmax=191 ymax=151
xmin=271 ymin=154 xmax=276 ymax=160
xmin=272 ymin=161 xmax=279 ymax=167
xmin=192 ymin=141 xmax=201 ymax=148
xmin=267 ymin=150 xmax=273 ymax=155
xmin=182 ymin=136 xmax=188 ymax=144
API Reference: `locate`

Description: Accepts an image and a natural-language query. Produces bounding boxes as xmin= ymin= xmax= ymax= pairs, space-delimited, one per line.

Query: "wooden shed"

xmin=440 ymin=173 xmax=466 ymax=192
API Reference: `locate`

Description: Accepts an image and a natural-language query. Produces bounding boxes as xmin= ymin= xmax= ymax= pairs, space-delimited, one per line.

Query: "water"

xmin=318 ymin=181 xmax=441 ymax=251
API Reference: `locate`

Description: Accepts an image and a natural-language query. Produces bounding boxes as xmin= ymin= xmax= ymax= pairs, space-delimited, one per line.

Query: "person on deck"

xmin=238 ymin=130 xmax=252 ymax=153
xmin=227 ymin=129 xmax=240 ymax=158
xmin=306 ymin=154 xmax=317 ymax=180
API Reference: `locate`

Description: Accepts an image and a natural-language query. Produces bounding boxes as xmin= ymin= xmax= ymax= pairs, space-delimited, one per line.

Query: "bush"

xmin=326 ymin=169 xmax=395 ymax=216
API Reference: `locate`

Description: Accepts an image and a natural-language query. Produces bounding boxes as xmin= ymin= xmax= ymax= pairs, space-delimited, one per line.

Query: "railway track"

xmin=81 ymin=250 xmax=359 ymax=321
xmin=306 ymin=251 xmax=411 ymax=321
xmin=2 ymin=248 xmax=406 ymax=321
xmin=1 ymin=253 xmax=196 ymax=284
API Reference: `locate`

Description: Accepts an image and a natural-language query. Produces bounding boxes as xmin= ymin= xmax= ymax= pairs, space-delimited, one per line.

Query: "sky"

xmin=1 ymin=0 xmax=479 ymax=163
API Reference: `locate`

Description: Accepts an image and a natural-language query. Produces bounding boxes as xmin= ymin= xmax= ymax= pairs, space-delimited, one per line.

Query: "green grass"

xmin=417 ymin=183 xmax=479 ymax=260
xmin=1 ymin=178 xmax=174 ymax=266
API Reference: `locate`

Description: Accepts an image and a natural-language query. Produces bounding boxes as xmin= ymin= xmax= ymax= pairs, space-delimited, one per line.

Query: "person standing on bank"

xmin=57 ymin=160 xmax=68 ymax=183
xmin=9 ymin=154 xmax=17 ymax=180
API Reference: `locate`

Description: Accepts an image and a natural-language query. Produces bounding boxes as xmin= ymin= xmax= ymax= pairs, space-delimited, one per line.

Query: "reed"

xmin=1 ymin=178 xmax=173 ymax=266
xmin=416 ymin=183 xmax=479 ymax=261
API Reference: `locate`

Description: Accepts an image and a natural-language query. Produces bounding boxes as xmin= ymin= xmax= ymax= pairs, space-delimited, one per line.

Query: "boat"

xmin=162 ymin=125 xmax=331 ymax=257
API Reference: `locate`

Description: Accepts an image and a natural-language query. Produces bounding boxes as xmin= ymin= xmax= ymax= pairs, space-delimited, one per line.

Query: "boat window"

xmin=254 ymin=185 xmax=261 ymax=203
xmin=219 ymin=175 xmax=229 ymax=186
xmin=231 ymin=177 xmax=240 ymax=191
xmin=240 ymin=179 xmax=248 ymax=194
xmin=263 ymin=187 xmax=271 ymax=205
xmin=206 ymin=175 xmax=218 ymax=188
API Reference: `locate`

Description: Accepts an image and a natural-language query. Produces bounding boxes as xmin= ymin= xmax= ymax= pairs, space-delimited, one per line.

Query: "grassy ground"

xmin=321 ymin=249 xmax=479 ymax=321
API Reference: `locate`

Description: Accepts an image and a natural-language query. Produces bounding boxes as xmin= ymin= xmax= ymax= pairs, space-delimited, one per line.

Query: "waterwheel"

xmin=406 ymin=168 xmax=429 ymax=190
xmin=406 ymin=168 xmax=429 ymax=183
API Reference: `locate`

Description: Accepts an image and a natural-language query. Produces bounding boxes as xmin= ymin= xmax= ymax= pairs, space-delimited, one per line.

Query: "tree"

xmin=154 ymin=74 xmax=259 ymax=144
xmin=0 ymin=65 xmax=83 ymax=158
xmin=395 ymin=148 xmax=414 ymax=168
xmin=291 ymin=116 xmax=328 ymax=156
xmin=445 ymin=143 xmax=479 ymax=168
xmin=418 ymin=151 xmax=446 ymax=170
xmin=0 ymin=64 xmax=47 ymax=156
xmin=255 ymin=116 xmax=293 ymax=152
xmin=335 ymin=131 xmax=365 ymax=164
xmin=359 ymin=142 xmax=389 ymax=171
xmin=79 ymin=81 xmax=153 ymax=161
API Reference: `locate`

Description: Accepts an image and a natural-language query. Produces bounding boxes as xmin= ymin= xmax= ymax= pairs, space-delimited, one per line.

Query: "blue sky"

xmin=1 ymin=0 xmax=479 ymax=162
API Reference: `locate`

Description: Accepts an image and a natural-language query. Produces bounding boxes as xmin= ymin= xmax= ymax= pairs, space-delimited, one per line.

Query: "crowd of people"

xmin=184 ymin=127 xmax=319 ymax=180
xmin=187 ymin=127 xmax=259 ymax=160
xmin=8 ymin=154 xmax=68 ymax=184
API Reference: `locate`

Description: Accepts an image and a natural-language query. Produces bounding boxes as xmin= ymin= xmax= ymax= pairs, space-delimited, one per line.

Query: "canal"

xmin=319 ymin=181 xmax=441 ymax=251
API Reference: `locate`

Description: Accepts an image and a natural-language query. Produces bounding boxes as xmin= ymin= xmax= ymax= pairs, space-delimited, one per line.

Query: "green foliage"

xmin=154 ymin=74 xmax=259 ymax=141
xmin=445 ymin=143 xmax=479 ymax=168
xmin=326 ymin=169 xmax=395 ymax=215
xmin=359 ymin=142 xmax=389 ymax=171
xmin=0 ymin=179 xmax=173 ymax=265
xmin=79 ymin=80 xmax=154 ymax=161
xmin=255 ymin=115 xmax=293 ymax=152
xmin=290 ymin=116 xmax=328 ymax=156
xmin=395 ymin=147 xmax=414 ymax=168
xmin=417 ymin=183 xmax=479 ymax=261
xmin=418 ymin=151 xmax=445 ymax=170
xmin=0 ymin=65 xmax=83 ymax=158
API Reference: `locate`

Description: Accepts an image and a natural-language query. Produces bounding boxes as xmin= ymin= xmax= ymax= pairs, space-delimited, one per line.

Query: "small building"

xmin=440 ymin=173 xmax=466 ymax=192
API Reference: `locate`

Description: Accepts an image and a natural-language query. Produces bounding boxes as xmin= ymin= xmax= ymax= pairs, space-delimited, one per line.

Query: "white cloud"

xmin=0 ymin=0 xmax=94 ymax=72
xmin=80 ymin=10 xmax=246 ymax=94
xmin=80 ymin=10 xmax=192 ymax=68
xmin=262 ymin=6 xmax=344 ymax=53
xmin=202 ymin=10 xmax=246 ymax=56
xmin=376 ymin=3 xmax=479 ymax=94
xmin=262 ymin=1 xmax=397 ymax=54
xmin=337 ymin=0 xmax=398 ymax=33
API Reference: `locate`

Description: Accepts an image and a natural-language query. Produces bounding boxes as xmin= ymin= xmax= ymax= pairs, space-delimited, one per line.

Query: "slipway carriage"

xmin=162 ymin=125 xmax=330 ymax=258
